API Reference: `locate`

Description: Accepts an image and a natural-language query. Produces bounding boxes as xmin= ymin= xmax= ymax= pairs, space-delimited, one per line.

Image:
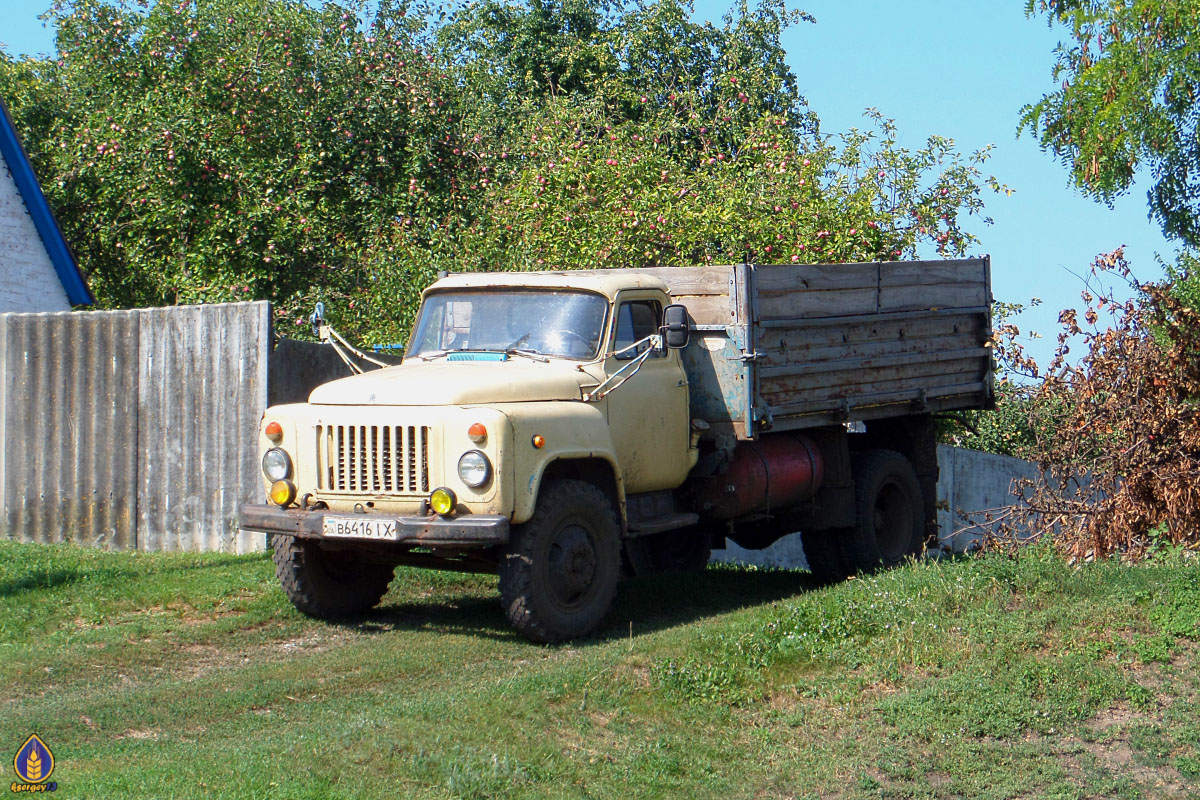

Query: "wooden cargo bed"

xmin=630 ymin=259 xmax=993 ymax=439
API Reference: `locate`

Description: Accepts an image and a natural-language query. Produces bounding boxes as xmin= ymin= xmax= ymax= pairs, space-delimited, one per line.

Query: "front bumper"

xmin=239 ymin=504 xmax=510 ymax=549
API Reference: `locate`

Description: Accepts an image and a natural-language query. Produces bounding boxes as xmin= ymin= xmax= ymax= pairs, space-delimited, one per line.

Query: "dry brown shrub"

xmin=994 ymin=248 xmax=1200 ymax=560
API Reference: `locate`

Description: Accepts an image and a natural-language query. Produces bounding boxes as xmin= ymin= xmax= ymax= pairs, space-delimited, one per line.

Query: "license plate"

xmin=322 ymin=516 xmax=399 ymax=541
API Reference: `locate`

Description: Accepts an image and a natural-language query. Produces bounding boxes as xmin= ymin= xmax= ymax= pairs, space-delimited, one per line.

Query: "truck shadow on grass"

xmin=606 ymin=566 xmax=823 ymax=639
xmin=349 ymin=564 xmax=823 ymax=644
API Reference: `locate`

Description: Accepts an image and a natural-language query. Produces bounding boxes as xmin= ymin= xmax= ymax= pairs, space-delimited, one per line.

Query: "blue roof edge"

xmin=0 ymin=96 xmax=94 ymax=306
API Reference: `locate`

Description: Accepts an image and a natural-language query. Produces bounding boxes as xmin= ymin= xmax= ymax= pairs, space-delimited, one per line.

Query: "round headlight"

xmin=457 ymin=450 xmax=492 ymax=488
xmin=262 ymin=447 xmax=292 ymax=482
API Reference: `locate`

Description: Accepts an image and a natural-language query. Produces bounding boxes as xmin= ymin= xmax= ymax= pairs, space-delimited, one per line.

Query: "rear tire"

xmin=499 ymin=479 xmax=621 ymax=643
xmin=800 ymin=528 xmax=851 ymax=583
xmin=839 ymin=450 xmax=924 ymax=573
xmin=272 ymin=536 xmax=395 ymax=618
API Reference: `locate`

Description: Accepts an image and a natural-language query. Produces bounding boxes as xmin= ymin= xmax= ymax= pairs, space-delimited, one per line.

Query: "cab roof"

xmin=424 ymin=269 xmax=670 ymax=299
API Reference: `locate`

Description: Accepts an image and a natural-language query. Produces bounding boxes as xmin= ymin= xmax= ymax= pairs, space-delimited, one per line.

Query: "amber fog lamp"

xmin=531 ymin=435 xmax=545 ymax=449
xmin=269 ymin=480 xmax=296 ymax=507
xmin=467 ymin=422 xmax=487 ymax=443
xmin=429 ymin=487 xmax=457 ymax=516
xmin=264 ymin=421 xmax=284 ymax=442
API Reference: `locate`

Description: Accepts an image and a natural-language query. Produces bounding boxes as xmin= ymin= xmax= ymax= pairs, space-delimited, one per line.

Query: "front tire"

xmin=272 ymin=536 xmax=395 ymax=618
xmin=499 ymin=479 xmax=621 ymax=643
xmin=839 ymin=450 xmax=924 ymax=573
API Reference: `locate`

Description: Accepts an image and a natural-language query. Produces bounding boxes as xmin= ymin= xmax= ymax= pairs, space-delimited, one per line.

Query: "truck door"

xmin=603 ymin=294 xmax=691 ymax=493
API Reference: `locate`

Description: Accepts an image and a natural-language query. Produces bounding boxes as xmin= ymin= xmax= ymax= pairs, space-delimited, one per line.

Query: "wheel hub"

xmin=548 ymin=524 xmax=597 ymax=604
xmin=874 ymin=480 xmax=913 ymax=561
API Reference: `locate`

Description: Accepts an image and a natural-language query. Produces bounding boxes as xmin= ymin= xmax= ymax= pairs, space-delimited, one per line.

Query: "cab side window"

xmin=614 ymin=300 xmax=663 ymax=360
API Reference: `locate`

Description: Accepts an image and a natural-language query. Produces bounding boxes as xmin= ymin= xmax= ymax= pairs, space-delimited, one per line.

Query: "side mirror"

xmin=662 ymin=304 xmax=690 ymax=349
xmin=309 ymin=301 xmax=327 ymax=338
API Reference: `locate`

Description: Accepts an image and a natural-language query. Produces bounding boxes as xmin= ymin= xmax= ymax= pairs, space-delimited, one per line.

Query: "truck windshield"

xmin=408 ymin=290 xmax=610 ymax=360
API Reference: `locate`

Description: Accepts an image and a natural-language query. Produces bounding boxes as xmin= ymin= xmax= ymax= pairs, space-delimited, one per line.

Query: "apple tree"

xmin=0 ymin=0 xmax=1004 ymax=346
xmin=0 ymin=0 xmax=471 ymax=322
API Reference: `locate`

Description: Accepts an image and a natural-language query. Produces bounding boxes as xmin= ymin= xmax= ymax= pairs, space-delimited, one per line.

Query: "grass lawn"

xmin=0 ymin=539 xmax=1197 ymax=799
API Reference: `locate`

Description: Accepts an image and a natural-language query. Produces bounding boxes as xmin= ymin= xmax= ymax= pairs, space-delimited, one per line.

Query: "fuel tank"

xmin=694 ymin=433 xmax=824 ymax=520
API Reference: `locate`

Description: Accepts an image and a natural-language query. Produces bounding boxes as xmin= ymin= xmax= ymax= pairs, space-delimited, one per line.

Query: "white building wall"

xmin=0 ymin=161 xmax=71 ymax=313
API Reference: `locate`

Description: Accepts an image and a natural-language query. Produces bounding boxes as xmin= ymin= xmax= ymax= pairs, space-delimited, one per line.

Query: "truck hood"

xmin=307 ymin=359 xmax=598 ymax=406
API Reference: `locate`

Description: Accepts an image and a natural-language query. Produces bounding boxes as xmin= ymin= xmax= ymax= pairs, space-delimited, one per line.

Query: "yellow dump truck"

xmin=240 ymin=260 xmax=993 ymax=642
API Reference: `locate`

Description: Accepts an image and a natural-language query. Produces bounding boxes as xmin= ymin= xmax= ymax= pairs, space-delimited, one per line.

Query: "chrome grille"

xmin=317 ymin=424 xmax=430 ymax=494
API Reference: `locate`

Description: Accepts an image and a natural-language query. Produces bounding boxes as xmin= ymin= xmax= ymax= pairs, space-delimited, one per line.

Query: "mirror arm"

xmin=583 ymin=334 xmax=660 ymax=402
xmin=316 ymin=320 xmax=392 ymax=375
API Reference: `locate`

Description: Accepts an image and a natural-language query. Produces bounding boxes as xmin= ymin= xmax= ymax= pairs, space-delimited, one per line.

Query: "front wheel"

xmin=272 ymin=536 xmax=395 ymax=618
xmin=499 ymin=479 xmax=621 ymax=643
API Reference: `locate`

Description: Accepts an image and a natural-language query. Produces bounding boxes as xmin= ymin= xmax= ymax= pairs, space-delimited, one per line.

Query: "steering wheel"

xmin=553 ymin=329 xmax=593 ymax=355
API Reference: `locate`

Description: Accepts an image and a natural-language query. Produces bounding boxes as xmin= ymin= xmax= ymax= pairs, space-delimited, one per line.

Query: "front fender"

xmin=501 ymin=401 xmax=624 ymax=525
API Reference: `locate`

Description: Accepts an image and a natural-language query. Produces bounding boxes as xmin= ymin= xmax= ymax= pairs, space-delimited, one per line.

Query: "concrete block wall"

xmin=934 ymin=444 xmax=1043 ymax=552
xmin=0 ymin=163 xmax=70 ymax=313
xmin=712 ymin=445 xmax=1040 ymax=571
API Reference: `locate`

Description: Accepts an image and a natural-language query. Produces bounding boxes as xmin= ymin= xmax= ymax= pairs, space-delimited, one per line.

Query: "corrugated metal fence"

xmin=0 ymin=302 xmax=270 ymax=553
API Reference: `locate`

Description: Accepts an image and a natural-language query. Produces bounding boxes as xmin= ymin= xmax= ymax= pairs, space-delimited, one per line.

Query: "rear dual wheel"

xmin=801 ymin=450 xmax=924 ymax=580
xmin=838 ymin=450 xmax=925 ymax=573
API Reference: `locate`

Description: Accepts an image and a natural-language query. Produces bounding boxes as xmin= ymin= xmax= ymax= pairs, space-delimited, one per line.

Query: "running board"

xmin=626 ymin=512 xmax=700 ymax=538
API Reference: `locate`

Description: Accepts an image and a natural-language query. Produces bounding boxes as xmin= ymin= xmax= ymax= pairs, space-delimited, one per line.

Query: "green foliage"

xmin=1021 ymin=0 xmax=1200 ymax=247
xmin=1167 ymin=250 xmax=1200 ymax=310
xmin=0 ymin=0 xmax=1001 ymax=346
xmin=950 ymin=381 xmax=1075 ymax=459
xmin=453 ymin=101 xmax=997 ymax=272
xmin=439 ymin=0 xmax=815 ymax=132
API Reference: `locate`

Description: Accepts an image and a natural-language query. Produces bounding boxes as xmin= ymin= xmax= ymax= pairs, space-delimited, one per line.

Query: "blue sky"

xmin=2 ymin=1 xmax=1177 ymax=365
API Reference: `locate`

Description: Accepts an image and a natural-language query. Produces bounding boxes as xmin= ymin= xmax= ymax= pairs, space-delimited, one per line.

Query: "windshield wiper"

xmin=412 ymin=349 xmax=452 ymax=361
xmin=504 ymin=348 xmax=549 ymax=362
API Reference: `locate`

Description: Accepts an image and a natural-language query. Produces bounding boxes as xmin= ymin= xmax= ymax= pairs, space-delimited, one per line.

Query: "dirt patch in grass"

xmin=607 ymin=657 xmax=653 ymax=690
xmin=171 ymin=627 xmax=362 ymax=682
xmin=1084 ymin=701 xmax=1142 ymax=733
xmin=1058 ymin=698 xmax=1195 ymax=798
xmin=116 ymin=727 xmax=160 ymax=740
xmin=551 ymin=715 xmax=623 ymax=766
xmin=1076 ymin=737 xmax=1192 ymax=798
xmin=1134 ymin=640 xmax=1200 ymax=706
